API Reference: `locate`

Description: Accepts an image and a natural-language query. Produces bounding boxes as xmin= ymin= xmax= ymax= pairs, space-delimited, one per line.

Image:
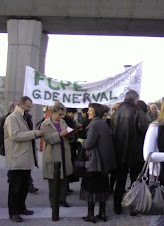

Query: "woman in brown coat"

xmin=41 ymin=101 xmax=73 ymax=207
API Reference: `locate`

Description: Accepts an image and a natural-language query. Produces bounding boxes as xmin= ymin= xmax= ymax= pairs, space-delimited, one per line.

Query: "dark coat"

xmin=82 ymin=117 xmax=116 ymax=174
xmin=79 ymin=116 xmax=91 ymax=139
xmin=0 ymin=112 xmax=10 ymax=156
xmin=111 ymin=101 xmax=148 ymax=168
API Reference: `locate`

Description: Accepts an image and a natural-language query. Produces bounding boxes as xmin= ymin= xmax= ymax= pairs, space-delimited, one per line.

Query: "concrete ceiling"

xmin=1 ymin=0 xmax=164 ymax=36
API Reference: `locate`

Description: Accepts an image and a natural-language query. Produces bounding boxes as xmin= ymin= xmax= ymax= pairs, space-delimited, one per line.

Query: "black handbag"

xmin=122 ymin=152 xmax=164 ymax=215
xmin=73 ymin=146 xmax=86 ymax=178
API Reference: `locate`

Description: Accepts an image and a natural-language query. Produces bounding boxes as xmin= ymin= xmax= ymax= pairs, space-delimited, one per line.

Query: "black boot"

xmin=82 ymin=202 xmax=96 ymax=223
xmin=96 ymin=202 xmax=107 ymax=222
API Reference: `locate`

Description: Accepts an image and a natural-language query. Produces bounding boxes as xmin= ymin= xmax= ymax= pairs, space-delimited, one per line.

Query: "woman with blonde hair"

xmin=143 ymin=101 xmax=164 ymax=226
xmin=41 ymin=101 xmax=73 ymax=208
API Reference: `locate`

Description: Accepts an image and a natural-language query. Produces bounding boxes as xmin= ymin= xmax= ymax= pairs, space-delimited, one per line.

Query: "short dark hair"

xmin=19 ymin=96 xmax=32 ymax=105
xmin=81 ymin=108 xmax=88 ymax=114
xmin=103 ymin=105 xmax=110 ymax=114
xmin=124 ymin=89 xmax=139 ymax=103
xmin=89 ymin=103 xmax=104 ymax=118
xmin=137 ymin=100 xmax=147 ymax=113
xmin=66 ymin=108 xmax=77 ymax=113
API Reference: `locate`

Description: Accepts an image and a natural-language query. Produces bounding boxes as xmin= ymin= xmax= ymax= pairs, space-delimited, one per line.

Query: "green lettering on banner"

xmin=35 ymin=71 xmax=44 ymax=85
xmin=73 ymin=82 xmax=87 ymax=91
xmin=47 ymin=78 xmax=60 ymax=90
xmin=60 ymin=81 xmax=71 ymax=90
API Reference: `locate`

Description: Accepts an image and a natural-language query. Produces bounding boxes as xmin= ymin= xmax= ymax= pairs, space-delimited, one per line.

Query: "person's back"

xmin=111 ymin=89 xmax=148 ymax=215
xmin=112 ymin=101 xmax=138 ymax=166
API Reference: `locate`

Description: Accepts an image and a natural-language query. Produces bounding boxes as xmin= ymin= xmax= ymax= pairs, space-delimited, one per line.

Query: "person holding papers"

xmin=41 ymin=101 xmax=73 ymax=207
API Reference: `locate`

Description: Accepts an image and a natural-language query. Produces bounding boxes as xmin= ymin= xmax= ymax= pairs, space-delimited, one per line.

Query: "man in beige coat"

xmin=4 ymin=96 xmax=43 ymax=223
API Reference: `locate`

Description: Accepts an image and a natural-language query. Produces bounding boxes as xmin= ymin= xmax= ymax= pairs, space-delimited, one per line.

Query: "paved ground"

xmin=0 ymin=151 xmax=151 ymax=226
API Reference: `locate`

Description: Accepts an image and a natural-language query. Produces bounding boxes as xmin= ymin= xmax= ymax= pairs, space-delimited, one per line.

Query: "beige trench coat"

xmin=4 ymin=106 xmax=37 ymax=170
xmin=41 ymin=117 xmax=73 ymax=179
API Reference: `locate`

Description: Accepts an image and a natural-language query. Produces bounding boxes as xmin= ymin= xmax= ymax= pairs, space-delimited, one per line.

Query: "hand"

xmin=60 ymin=130 xmax=68 ymax=138
xmin=85 ymin=150 xmax=91 ymax=157
xmin=35 ymin=130 xmax=44 ymax=137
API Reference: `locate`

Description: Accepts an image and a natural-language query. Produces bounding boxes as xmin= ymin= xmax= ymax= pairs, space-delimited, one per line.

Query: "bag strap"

xmin=138 ymin=152 xmax=152 ymax=180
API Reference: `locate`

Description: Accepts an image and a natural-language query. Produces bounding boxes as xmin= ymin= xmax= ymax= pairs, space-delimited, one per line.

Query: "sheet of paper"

xmin=67 ymin=127 xmax=73 ymax=133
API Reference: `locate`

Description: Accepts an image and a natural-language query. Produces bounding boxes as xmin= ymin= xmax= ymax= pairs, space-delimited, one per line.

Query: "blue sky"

xmin=1 ymin=33 xmax=164 ymax=103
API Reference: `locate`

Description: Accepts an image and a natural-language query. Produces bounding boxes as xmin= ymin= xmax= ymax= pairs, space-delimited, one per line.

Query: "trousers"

xmin=8 ymin=170 xmax=31 ymax=216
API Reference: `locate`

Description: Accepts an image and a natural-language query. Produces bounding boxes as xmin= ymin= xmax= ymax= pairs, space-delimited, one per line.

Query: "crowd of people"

xmin=0 ymin=89 xmax=163 ymax=225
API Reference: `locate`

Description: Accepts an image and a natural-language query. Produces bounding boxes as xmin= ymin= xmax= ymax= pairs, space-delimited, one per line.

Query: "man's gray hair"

xmin=124 ymin=89 xmax=139 ymax=103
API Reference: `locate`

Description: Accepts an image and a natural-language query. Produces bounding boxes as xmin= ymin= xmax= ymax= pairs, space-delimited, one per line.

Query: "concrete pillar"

xmin=33 ymin=33 xmax=49 ymax=126
xmin=4 ymin=19 xmax=42 ymax=122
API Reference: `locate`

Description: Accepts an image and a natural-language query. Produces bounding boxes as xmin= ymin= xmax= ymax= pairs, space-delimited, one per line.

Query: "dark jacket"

xmin=111 ymin=101 xmax=148 ymax=168
xmin=0 ymin=112 xmax=10 ymax=156
xmin=82 ymin=117 xmax=116 ymax=174
xmin=79 ymin=116 xmax=91 ymax=139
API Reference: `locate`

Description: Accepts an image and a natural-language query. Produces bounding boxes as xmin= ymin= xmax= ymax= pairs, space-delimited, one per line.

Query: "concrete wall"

xmin=0 ymin=76 xmax=5 ymax=117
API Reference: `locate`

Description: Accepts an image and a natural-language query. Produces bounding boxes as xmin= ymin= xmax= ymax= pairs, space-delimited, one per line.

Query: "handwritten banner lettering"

xmin=23 ymin=62 xmax=143 ymax=107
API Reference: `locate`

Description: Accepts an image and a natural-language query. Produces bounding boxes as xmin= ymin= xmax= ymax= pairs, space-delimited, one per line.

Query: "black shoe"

xmin=82 ymin=216 xmax=96 ymax=223
xmin=130 ymin=211 xmax=138 ymax=216
xmin=67 ymin=188 xmax=73 ymax=193
xmin=10 ymin=215 xmax=23 ymax=222
xmin=114 ymin=208 xmax=122 ymax=215
xmin=60 ymin=201 xmax=70 ymax=207
xmin=20 ymin=209 xmax=34 ymax=215
xmin=109 ymin=188 xmax=113 ymax=193
xmin=96 ymin=214 xmax=107 ymax=222
xmin=28 ymin=186 xmax=39 ymax=193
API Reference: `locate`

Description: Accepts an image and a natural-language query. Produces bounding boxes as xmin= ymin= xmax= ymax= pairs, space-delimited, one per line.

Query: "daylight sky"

xmin=0 ymin=33 xmax=164 ymax=104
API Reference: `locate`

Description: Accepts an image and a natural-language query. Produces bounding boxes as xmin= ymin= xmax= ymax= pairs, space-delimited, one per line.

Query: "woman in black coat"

xmin=80 ymin=103 xmax=116 ymax=223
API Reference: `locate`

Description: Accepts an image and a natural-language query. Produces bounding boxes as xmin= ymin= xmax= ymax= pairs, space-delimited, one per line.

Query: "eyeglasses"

xmin=58 ymin=113 xmax=64 ymax=117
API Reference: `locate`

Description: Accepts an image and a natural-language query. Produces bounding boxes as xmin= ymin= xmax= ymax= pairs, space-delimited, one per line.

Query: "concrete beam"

xmin=1 ymin=17 xmax=164 ymax=37
xmin=1 ymin=0 xmax=164 ymax=19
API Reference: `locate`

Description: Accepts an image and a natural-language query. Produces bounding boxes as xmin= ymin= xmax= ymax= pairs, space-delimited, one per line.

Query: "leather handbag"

xmin=73 ymin=145 xmax=86 ymax=177
xmin=122 ymin=152 xmax=164 ymax=215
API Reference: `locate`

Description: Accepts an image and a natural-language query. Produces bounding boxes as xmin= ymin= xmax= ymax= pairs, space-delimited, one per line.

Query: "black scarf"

xmin=23 ymin=113 xmax=37 ymax=167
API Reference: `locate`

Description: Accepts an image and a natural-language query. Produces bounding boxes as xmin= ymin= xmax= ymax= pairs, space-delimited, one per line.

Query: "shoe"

xmin=20 ymin=209 xmax=34 ymax=215
xmin=114 ymin=209 xmax=122 ymax=215
xmin=10 ymin=215 xmax=23 ymax=222
xmin=67 ymin=188 xmax=73 ymax=193
xmin=96 ymin=214 xmax=107 ymax=222
xmin=130 ymin=211 xmax=138 ymax=216
xmin=109 ymin=188 xmax=113 ymax=193
xmin=82 ymin=216 xmax=96 ymax=223
xmin=60 ymin=201 xmax=70 ymax=207
xmin=28 ymin=186 xmax=39 ymax=193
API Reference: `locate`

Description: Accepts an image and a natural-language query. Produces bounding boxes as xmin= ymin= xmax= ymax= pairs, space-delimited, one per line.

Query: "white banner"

xmin=23 ymin=62 xmax=143 ymax=108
